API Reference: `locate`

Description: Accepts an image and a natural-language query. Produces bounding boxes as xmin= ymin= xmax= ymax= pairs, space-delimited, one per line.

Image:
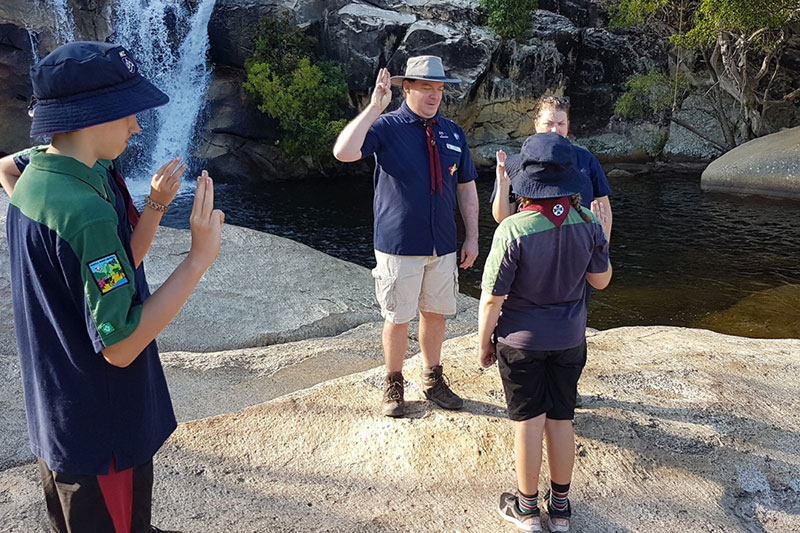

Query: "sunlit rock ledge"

xmin=1 ymin=326 xmax=798 ymax=532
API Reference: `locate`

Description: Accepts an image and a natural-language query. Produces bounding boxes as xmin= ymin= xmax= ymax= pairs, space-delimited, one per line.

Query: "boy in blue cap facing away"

xmin=5 ymin=41 xmax=225 ymax=532
xmin=478 ymin=133 xmax=612 ymax=532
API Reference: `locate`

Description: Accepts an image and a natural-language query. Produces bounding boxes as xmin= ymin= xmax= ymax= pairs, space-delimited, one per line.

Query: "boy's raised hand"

xmin=150 ymin=157 xmax=186 ymax=207
xmin=188 ymin=170 xmax=224 ymax=268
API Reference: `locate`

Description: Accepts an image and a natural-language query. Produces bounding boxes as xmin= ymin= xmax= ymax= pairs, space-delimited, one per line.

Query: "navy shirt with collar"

xmin=360 ymin=101 xmax=478 ymax=256
xmin=490 ymin=142 xmax=612 ymax=208
xmin=7 ymin=148 xmax=176 ymax=475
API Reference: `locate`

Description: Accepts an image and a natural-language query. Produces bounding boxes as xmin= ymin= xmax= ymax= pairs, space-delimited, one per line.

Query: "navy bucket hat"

xmin=505 ymin=133 xmax=584 ymax=200
xmin=28 ymin=41 xmax=169 ymax=137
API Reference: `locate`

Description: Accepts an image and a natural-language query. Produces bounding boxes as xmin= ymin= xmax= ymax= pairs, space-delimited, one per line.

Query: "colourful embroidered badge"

xmin=88 ymin=253 xmax=129 ymax=295
xmin=449 ymin=163 xmax=458 ymax=176
xmin=99 ymin=322 xmax=116 ymax=335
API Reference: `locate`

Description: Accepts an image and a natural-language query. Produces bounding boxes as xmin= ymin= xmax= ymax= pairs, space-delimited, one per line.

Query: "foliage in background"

xmin=244 ymin=16 xmax=348 ymax=160
xmin=614 ymin=70 xmax=688 ymax=119
xmin=480 ymin=0 xmax=539 ymax=41
xmin=609 ymin=0 xmax=800 ymax=145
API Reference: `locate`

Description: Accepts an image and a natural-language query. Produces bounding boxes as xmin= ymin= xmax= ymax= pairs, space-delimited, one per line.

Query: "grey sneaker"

xmin=544 ymin=489 xmax=572 ymax=532
xmin=422 ymin=365 xmax=463 ymax=410
xmin=382 ymin=372 xmax=405 ymax=417
xmin=497 ymin=492 xmax=542 ymax=532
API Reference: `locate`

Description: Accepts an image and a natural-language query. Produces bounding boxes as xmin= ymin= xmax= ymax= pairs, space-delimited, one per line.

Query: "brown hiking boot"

xmin=382 ymin=372 xmax=405 ymax=417
xmin=422 ymin=365 xmax=463 ymax=410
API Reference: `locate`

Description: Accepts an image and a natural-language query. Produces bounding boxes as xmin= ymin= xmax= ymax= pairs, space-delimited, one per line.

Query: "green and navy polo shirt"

xmin=7 ymin=148 xmax=176 ymax=475
xmin=481 ymin=200 xmax=610 ymax=351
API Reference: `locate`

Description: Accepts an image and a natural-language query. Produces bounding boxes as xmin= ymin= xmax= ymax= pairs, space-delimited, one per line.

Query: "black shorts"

xmin=496 ymin=340 xmax=587 ymax=421
xmin=38 ymin=457 xmax=154 ymax=533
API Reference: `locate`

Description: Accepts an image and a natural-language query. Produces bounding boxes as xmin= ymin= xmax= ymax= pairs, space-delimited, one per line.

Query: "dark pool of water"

xmin=155 ymin=172 xmax=800 ymax=338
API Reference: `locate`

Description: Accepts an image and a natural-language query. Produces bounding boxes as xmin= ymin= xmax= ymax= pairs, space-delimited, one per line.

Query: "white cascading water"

xmin=28 ymin=0 xmax=77 ymax=59
xmin=27 ymin=30 xmax=40 ymax=63
xmin=24 ymin=0 xmax=216 ymax=197
xmin=112 ymin=0 xmax=217 ymax=195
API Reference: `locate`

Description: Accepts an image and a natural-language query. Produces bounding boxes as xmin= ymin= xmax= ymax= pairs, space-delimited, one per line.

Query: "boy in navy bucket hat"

xmin=3 ymin=41 xmax=225 ymax=533
xmin=478 ymin=133 xmax=612 ymax=532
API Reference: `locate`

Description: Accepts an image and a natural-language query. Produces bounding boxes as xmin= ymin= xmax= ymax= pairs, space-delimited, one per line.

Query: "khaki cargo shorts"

xmin=372 ymin=250 xmax=458 ymax=324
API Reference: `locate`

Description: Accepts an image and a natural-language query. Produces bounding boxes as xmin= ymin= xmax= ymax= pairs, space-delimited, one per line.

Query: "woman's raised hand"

xmin=591 ymin=199 xmax=611 ymax=242
xmin=496 ymin=150 xmax=509 ymax=186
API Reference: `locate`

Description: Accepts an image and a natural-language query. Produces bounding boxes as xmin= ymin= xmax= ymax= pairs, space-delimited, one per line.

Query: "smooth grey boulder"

xmin=701 ymin=126 xmax=800 ymax=200
xmin=144 ymin=223 xmax=381 ymax=352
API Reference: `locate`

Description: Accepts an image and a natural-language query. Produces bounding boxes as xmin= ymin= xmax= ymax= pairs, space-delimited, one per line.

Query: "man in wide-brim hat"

xmin=334 ymin=55 xmax=479 ymax=418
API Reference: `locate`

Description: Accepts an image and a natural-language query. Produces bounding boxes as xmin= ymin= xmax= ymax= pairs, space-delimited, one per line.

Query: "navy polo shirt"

xmin=491 ymin=143 xmax=612 ymax=207
xmin=360 ymin=101 xmax=478 ymax=256
xmin=481 ymin=205 xmax=609 ymax=351
xmin=7 ymin=148 xmax=176 ymax=475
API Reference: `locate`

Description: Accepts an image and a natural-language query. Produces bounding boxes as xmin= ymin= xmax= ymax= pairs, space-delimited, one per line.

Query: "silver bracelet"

xmin=144 ymin=195 xmax=168 ymax=212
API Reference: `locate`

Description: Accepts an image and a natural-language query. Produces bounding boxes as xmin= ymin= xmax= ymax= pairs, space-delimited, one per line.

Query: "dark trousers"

xmin=38 ymin=458 xmax=153 ymax=533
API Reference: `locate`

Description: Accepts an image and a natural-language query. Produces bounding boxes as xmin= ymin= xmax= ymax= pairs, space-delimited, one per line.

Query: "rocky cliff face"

xmin=0 ymin=0 xmax=776 ymax=181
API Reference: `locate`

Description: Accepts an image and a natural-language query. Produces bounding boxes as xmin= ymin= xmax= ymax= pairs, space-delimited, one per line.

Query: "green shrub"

xmin=244 ymin=17 xmax=349 ymax=159
xmin=480 ymin=0 xmax=539 ymax=41
xmin=614 ymin=70 xmax=687 ymax=119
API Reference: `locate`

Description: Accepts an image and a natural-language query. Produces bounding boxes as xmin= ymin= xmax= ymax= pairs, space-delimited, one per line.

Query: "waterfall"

xmin=112 ymin=0 xmax=217 ymax=195
xmin=27 ymin=0 xmax=77 ymax=60
xmin=22 ymin=0 xmax=217 ymax=197
xmin=47 ymin=0 xmax=77 ymax=43
xmin=27 ymin=30 xmax=40 ymax=63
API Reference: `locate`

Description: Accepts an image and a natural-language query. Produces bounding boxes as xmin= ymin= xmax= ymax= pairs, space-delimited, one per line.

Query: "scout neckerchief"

xmin=519 ymin=196 xmax=571 ymax=226
xmin=418 ymin=118 xmax=443 ymax=195
xmin=110 ymin=164 xmax=140 ymax=227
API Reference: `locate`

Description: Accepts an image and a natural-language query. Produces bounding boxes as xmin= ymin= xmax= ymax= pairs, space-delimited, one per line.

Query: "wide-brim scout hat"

xmin=505 ymin=133 xmax=584 ymax=200
xmin=390 ymin=55 xmax=461 ymax=87
xmin=28 ymin=41 xmax=169 ymax=137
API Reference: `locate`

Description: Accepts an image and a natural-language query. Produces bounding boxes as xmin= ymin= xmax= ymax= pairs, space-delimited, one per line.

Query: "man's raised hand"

xmin=371 ymin=68 xmax=392 ymax=111
xmin=188 ymin=170 xmax=224 ymax=269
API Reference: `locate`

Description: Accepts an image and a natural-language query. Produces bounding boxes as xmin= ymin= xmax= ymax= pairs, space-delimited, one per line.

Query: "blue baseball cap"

xmin=505 ymin=133 xmax=584 ymax=200
xmin=28 ymin=41 xmax=169 ymax=137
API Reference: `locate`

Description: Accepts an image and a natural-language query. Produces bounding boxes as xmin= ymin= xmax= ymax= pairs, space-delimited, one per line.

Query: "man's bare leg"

xmin=381 ymin=319 xmax=409 ymax=417
xmin=419 ymin=311 xmax=445 ymax=368
xmin=382 ymin=319 xmax=409 ymax=373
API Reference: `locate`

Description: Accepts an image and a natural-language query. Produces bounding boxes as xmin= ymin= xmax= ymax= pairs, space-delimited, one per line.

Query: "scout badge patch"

xmin=88 ymin=253 xmax=129 ymax=294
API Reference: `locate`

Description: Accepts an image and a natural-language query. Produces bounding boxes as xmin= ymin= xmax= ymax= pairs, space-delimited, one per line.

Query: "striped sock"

xmin=550 ymin=481 xmax=570 ymax=512
xmin=516 ymin=490 xmax=539 ymax=515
